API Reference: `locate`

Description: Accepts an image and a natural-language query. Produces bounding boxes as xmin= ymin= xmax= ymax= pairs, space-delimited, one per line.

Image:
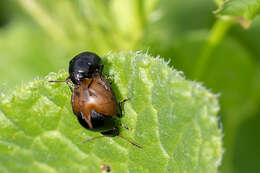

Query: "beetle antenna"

xmin=119 ymin=124 xmax=130 ymax=130
xmin=117 ymin=135 xmax=143 ymax=149
xmin=81 ymin=136 xmax=107 ymax=144
xmin=48 ymin=80 xmax=66 ymax=83
xmin=49 ymin=77 xmax=71 ymax=83
xmin=81 ymin=135 xmax=143 ymax=149
xmin=49 ymin=77 xmax=73 ymax=92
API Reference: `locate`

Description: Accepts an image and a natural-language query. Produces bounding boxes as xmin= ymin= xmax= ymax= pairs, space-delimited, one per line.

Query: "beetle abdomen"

xmin=90 ymin=110 xmax=116 ymax=132
xmin=76 ymin=110 xmax=116 ymax=132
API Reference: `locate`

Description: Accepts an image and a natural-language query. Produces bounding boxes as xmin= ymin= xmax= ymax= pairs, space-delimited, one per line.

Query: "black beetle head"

xmin=69 ymin=52 xmax=101 ymax=85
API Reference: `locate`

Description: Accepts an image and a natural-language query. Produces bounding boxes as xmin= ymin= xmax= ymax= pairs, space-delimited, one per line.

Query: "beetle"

xmin=49 ymin=52 xmax=142 ymax=149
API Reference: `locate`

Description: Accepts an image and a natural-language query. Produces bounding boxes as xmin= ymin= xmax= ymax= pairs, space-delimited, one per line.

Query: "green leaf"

xmin=0 ymin=52 xmax=222 ymax=172
xmin=233 ymin=113 xmax=260 ymax=173
xmin=215 ymin=0 xmax=260 ymax=28
xmin=165 ymin=30 xmax=257 ymax=173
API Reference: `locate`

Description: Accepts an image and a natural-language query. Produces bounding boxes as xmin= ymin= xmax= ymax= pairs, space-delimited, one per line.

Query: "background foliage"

xmin=0 ymin=0 xmax=259 ymax=172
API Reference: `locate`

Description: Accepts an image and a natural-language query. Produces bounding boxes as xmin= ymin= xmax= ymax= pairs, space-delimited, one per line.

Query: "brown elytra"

xmin=71 ymin=75 xmax=118 ymax=128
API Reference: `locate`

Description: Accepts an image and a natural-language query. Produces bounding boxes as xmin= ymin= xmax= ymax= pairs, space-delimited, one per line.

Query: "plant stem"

xmin=193 ymin=19 xmax=233 ymax=80
xmin=136 ymin=0 xmax=146 ymax=30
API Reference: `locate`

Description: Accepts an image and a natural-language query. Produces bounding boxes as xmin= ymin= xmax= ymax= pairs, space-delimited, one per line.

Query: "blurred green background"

xmin=0 ymin=0 xmax=259 ymax=172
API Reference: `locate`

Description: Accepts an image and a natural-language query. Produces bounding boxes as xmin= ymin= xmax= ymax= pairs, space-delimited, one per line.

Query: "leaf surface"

xmin=0 ymin=52 xmax=222 ymax=173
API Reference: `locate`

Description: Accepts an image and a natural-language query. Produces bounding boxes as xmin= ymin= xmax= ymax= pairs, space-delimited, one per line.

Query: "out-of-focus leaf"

xmin=0 ymin=52 xmax=222 ymax=173
xmin=0 ymin=20 xmax=68 ymax=87
xmin=215 ymin=0 xmax=260 ymax=28
xmin=142 ymin=0 xmax=216 ymax=58
xmin=233 ymin=113 xmax=260 ymax=173
xmin=17 ymin=0 xmax=161 ymax=52
xmin=0 ymin=1 xmax=12 ymax=27
xmin=230 ymin=16 xmax=260 ymax=59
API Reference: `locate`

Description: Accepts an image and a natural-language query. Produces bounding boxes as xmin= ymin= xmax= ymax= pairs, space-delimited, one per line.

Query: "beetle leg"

xmin=81 ymin=135 xmax=106 ymax=144
xmin=117 ymin=135 xmax=143 ymax=149
xmin=119 ymin=123 xmax=129 ymax=130
xmin=88 ymin=78 xmax=94 ymax=88
xmin=103 ymin=75 xmax=112 ymax=80
xmin=102 ymin=127 xmax=143 ymax=149
xmin=103 ymin=74 xmax=114 ymax=84
xmin=105 ymin=76 xmax=113 ymax=85
xmin=101 ymin=127 xmax=119 ymax=137
xmin=118 ymin=98 xmax=128 ymax=118
xmin=98 ymin=64 xmax=104 ymax=74
xmin=65 ymin=77 xmax=73 ymax=92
